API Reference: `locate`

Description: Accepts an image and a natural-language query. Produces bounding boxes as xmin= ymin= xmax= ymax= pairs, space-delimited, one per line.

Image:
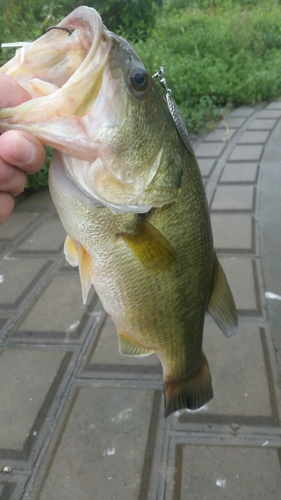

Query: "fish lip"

xmin=0 ymin=6 xmax=108 ymax=97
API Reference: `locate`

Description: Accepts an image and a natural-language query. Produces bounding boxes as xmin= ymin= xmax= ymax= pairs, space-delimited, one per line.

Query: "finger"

xmin=0 ymin=74 xmax=32 ymax=107
xmin=0 ymin=130 xmax=46 ymax=174
xmin=0 ymin=158 xmax=27 ymax=196
xmin=0 ymin=192 xmax=15 ymax=225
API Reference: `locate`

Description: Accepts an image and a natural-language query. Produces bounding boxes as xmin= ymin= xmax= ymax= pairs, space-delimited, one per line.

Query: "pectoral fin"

xmin=64 ymin=235 xmax=92 ymax=304
xmin=64 ymin=235 xmax=79 ymax=267
xmin=207 ymin=254 xmax=239 ymax=337
xmin=119 ymin=217 xmax=176 ymax=271
xmin=117 ymin=330 xmax=154 ymax=357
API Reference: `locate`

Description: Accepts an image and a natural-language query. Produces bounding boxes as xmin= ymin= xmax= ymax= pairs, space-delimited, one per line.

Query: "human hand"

xmin=0 ymin=75 xmax=46 ymax=224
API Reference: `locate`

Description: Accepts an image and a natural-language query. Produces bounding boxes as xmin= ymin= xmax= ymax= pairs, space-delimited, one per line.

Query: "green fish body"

xmin=0 ymin=6 xmax=238 ymax=416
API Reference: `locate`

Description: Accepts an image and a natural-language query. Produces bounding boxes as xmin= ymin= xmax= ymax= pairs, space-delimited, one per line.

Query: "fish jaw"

xmin=0 ymin=7 xmax=111 ymax=157
xmin=0 ymin=6 xmax=105 ymax=95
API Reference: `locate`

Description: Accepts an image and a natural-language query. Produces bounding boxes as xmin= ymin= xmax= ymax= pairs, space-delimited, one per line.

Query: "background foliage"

xmin=1 ymin=0 xmax=281 ymax=189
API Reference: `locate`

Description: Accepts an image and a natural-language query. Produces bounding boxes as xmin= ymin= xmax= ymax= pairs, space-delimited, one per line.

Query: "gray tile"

xmin=211 ymin=214 xmax=254 ymax=252
xmin=204 ymin=128 xmax=236 ymax=142
xmin=195 ymin=142 xmax=226 ymax=158
xmin=203 ymin=324 xmax=273 ymax=417
xmin=238 ymin=131 xmax=270 ymax=144
xmin=0 ymin=212 xmax=38 ymax=241
xmin=228 ymin=145 xmax=263 ymax=161
xmin=230 ymin=107 xmax=255 ymax=117
xmin=16 ymin=273 xmax=92 ymax=339
xmin=38 ymin=387 xmax=159 ymax=500
xmin=18 ymin=216 xmax=66 ymax=253
xmin=197 ymin=159 xmax=216 ymax=177
xmin=258 ymin=109 xmax=281 ymax=119
xmin=219 ymin=163 xmax=258 ymax=183
xmin=219 ymin=257 xmax=261 ymax=315
xmin=211 ymin=186 xmax=255 ymax=211
xmin=0 ymin=481 xmax=16 ymax=499
xmin=176 ymin=445 xmax=281 ymax=499
xmin=0 ymin=258 xmax=50 ymax=308
xmin=0 ymin=349 xmax=65 ymax=451
xmin=0 ymin=476 xmax=28 ymax=500
xmin=265 ymin=102 xmax=281 ymax=110
xmin=20 ymin=188 xmax=56 ymax=210
xmin=248 ymin=119 xmax=277 ymax=130
xmin=217 ymin=117 xmax=246 ymax=128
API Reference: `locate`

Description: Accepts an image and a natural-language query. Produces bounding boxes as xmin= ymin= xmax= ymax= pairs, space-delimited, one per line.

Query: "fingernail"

xmin=11 ymin=135 xmax=36 ymax=164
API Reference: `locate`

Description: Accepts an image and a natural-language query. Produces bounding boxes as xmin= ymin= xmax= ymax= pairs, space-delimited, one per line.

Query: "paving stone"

xmin=217 ymin=117 xmax=246 ymax=128
xmin=258 ymin=109 xmax=281 ymax=119
xmin=0 ymin=212 xmax=38 ymax=242
xmin=211 ymin=186 xmax=255 ymax=211
xmin=202 ymin=324 xmax=273 ymax=417
xmin=266 ymin=102 xmax=281 ymax=109
xmin=0 ymin=349 xmax=65 ymax=451
xmin=17 ymin=216 xmax=66 ymax=253
xmin=15 ymin=273 xmax=91 ymax=339
xmin=19 ymin=188 xmax=56 ymax=210
xmin=86 ymin=315 xmax=160 ymax=370
xmin=0 ymin=258 xmax=50 ymax=308
xmin=0 ymin=477 xmax=28 ymax=500
xmin=238 ymin=130 xmax=270 ymax=144
xmin=229 ymin=107 xmax=255 ymax=117
xmin=248 ymin=119 xmax=277 ymax=130
xmin=37 ymin=387 xmax=158 ymax=500
xmin=174 ymin=445 xmax=281 ymax=500
xmin=0 ymin=481 xmax=16 ymax=498
xmin=211 ymin=214 xmax=254 ymax=252
xmin=195 ymin=142 xmax=226 ymax=158
xmin=197 ymin=159 xmax=216 ymax=177
xmin=219 ymin=163 xmax=258 ymax=183
xmin=204 ymin=128 xmax=236 ymax=142
xmin=219 ymin=257 xmax=261 ymax=315
xmin=228 ymin=145 xmax=263 ymax=161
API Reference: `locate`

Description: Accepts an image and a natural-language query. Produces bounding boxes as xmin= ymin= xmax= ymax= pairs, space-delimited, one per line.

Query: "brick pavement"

xmin=0 ymin=103 xmax=281 ymax=499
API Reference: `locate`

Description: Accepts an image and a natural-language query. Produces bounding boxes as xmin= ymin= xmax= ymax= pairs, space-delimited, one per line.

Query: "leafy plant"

xmin=1 ymin=0 xmax=281 ymax=190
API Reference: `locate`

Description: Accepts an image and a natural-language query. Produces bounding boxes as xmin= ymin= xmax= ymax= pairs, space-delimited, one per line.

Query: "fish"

xmin=0 ymin=6 xmax=238 ymax=417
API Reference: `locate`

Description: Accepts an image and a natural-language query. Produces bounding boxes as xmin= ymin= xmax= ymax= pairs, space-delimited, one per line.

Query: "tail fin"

xmin=163 ymin=353 xmax=213 ymax=417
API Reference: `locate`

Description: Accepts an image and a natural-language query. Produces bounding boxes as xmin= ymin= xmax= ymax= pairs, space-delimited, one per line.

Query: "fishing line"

xmin=45 ymin=26 xmax=73 ymax=35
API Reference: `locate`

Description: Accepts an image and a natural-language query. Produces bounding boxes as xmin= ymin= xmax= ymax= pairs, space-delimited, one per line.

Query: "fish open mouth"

xmin=1 ymin=6 xmax=108 ymax=107
xmin=0 ymin=6 xmax=119 ymax=194
xmin=0 ymin=6 xmax=180 ymax=214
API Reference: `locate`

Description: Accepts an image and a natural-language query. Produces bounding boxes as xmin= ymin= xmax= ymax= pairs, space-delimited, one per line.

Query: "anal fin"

xmin=117 ymin=330 xmax=154 ymax=357
xmin=207 ymin=254 xmax=239 ymax=337
xmin=163 ymin=353 xmax=213 ymax=417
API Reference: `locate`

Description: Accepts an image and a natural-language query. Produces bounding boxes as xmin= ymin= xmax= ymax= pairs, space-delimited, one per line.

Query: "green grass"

xmin=2 ymin=0 xmax=281 ymax=189
xmin=134 ymin=0 xmax=281 ymax=132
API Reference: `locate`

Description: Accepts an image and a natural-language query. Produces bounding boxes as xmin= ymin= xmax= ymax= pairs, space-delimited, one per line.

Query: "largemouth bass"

xmin=0 ymin=6 xmax=238 ymax=416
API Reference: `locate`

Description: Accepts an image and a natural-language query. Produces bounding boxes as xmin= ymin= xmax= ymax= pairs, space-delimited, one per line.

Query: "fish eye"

xmin=129 ymin=67 xmax=149 ymax=92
